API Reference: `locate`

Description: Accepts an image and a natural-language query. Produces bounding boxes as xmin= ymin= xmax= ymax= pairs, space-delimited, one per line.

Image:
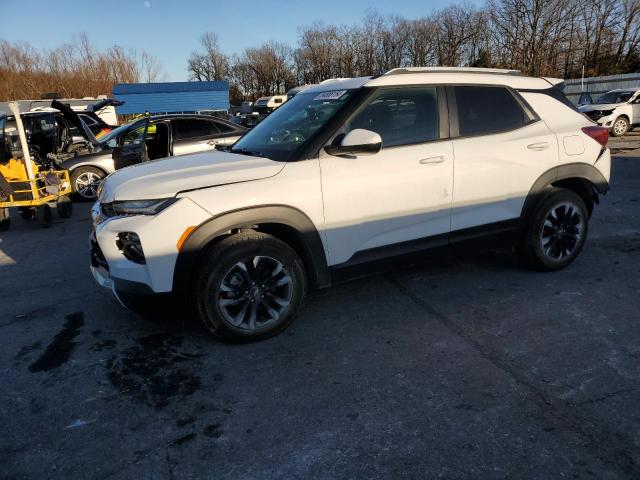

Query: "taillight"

xmin=581 ymin=126 xmax=609 ymax=147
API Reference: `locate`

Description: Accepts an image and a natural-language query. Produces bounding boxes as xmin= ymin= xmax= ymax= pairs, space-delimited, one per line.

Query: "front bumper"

xmin=584 ymin=111 xmax=615 ymax=128
xmin=89 ymin=197 xmax=211 ymax=295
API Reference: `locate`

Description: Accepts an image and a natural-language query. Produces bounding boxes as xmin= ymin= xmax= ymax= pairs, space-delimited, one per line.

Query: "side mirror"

xmin=325 ymin=129 xmax=382 ymax=156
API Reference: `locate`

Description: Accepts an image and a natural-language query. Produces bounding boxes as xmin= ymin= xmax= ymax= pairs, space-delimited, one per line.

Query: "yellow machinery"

xmin=0 ymin=103 xmax=73 ymax=231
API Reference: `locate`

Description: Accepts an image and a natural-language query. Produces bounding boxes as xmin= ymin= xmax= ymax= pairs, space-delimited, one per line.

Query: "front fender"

xmin=172 ymin=204 xmax=331 ymax=297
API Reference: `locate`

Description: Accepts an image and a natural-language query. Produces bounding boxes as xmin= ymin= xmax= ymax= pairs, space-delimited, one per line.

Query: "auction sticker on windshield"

xmin=314 ymin=90 xmax=348 ymax=101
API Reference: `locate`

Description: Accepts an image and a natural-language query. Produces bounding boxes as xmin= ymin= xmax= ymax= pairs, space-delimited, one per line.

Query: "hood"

xmin=51 ymin=100 xmax=100 ymax=146
xmin=87 ymin=98 xmax=124 ymax=113
xmin=579 ymin=103 xmax=622 ymax=112
xmin=99 ymin=150 xmax=285 ymax=202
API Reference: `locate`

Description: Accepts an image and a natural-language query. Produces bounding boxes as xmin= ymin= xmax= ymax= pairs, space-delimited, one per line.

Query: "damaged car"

xmin=58 ymin=113 xmax=248 ymax=200
xmin=579 ymin=88 xmax=640 ymax=136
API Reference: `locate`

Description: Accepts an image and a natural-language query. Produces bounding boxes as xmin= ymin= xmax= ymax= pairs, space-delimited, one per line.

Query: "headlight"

xmin=107 ymin=198 xmax=178 ymax=216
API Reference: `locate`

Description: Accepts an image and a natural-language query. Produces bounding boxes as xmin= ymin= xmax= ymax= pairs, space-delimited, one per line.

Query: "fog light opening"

xmin=116 ymin=232 xmax=146 ymax=264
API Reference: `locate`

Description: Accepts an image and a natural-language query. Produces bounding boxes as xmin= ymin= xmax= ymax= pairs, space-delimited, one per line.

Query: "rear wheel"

xmin=36 ymin=204 xmax=52 ymax=228
xmin=71 ymin=167 xmax=105 ymax=201
xmin=0 ymin=208 xmax=10 ymax=231
xmin=611 ymin=116 xmax=629 ymax=137
xmin=520 ymin=188 xmax=589 ymax=271
xmin=196 ymin=231 xmax=306 ymax=342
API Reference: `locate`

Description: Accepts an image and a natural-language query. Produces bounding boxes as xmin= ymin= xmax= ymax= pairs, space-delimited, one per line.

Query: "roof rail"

xmin=383 ymin=67 xmax=523 ymax=76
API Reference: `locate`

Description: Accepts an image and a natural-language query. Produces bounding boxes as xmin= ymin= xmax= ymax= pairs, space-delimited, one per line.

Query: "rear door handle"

xmin=419 ymin=155 xmax=446 ymax=165
xmin=527 ymin=142 xmax=549 ymax=151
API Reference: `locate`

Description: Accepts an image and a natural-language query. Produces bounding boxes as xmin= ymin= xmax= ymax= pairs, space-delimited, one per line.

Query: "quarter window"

xmin=453 ymin=86 xmax=530 ymax=136
xmin=345 ymin=87 xmax=439 ymax=148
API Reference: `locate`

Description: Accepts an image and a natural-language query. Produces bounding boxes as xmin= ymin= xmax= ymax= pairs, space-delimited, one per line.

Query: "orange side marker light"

xmin=177 ymin=226 xmax=197 ymax=251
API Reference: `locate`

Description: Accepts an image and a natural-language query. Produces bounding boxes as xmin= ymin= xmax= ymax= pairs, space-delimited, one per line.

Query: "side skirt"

xmin=330 ymin=219 xmax=520 ymax=285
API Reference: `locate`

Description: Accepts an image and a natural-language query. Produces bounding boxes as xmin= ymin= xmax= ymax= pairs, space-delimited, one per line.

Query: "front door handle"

xmin=527 ymin=142 xmax=549 ymax=151
xmin=207 ymin=140 xmax=219 ymax=146
xmin=419 ymin=155 xmax=446 ymax=165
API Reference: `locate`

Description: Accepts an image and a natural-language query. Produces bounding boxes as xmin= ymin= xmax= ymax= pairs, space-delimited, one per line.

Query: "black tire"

xmin=520 ymin=188 xmax=589 ymax=271
xmin=19 ymin=207 xmax=34 ymax=221
xmin=611 ymin=116 xmax=629 ymax=137
xmin=0 ymin=208 xmax=9 ymax=232
xmin=56 ymin=196 xmax=73 ymax=218
xmin=196 ymin=231 xmax=307 ymax=342
xmin=36 ymin=204 xmax=52 ymax=228
xmin=71 ymin=166 xmax=105 ymax=201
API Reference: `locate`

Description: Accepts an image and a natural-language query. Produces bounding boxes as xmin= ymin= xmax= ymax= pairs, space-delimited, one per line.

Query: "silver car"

xmin=60 ymin=114 xmax=247 ymax=200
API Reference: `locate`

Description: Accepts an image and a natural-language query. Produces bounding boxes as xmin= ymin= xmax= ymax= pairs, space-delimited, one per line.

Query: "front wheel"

xmin=520 ymin=188 xmax=589 ymax=271
xmin=71 ymin=167 xmax=105 ymax=201
xmin=56 ymin=196 xmax=73 ymax=218
xmin=611 ymin=116 xmax=629 ymax=137
xmin=196 ymin=231 xmax=307 ymax=342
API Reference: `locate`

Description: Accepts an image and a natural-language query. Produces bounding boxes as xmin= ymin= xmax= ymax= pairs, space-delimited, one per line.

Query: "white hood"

xmin=99 ymin=150 xmax=284 ymax=202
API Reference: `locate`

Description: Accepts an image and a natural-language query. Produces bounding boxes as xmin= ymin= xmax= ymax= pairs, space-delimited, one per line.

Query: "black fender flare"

xmin=520 ymin=162 xmax=609 ymax=223
xmin=172 ymin=204 xmax=331 ymax=295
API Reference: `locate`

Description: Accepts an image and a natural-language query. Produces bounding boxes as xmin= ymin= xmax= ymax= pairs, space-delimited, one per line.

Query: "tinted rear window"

xmin=453 ymin=86 xmax=529 ymax=136
xmin=174 ymin=119 xmax=217 ymax=139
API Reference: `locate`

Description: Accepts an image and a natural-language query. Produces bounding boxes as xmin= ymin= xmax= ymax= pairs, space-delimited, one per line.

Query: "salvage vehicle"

xmin=59 ymin=113 xmax=247 ymax=200
xmin=579 ymin=88 xmax=640 ymax=136
xmin=90 ymin=67 xmax=611 ymax=342
xmin=4 ymin=100 xmax=100 ymax=160
xmin=252 ymin=95 xmax=287 ymax=114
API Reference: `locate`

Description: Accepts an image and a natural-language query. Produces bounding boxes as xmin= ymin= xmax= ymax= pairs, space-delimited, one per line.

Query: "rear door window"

xmin=174 ymin=119 xmax=218 ymax=140
xmin=453 ymin=86 xmax=531 ymax=136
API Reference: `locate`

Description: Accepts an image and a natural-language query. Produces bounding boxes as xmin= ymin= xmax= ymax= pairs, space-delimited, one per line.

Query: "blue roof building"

xmin=112 ymin=81 xmax=229 ymax=114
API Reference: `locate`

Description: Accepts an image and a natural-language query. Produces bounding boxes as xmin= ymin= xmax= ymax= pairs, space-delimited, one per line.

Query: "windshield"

xmin=98 ymin=118 xmax=147 ymax=146
xmin=231 ymin=89 xmax=356 ymax=161
xmin=594 ymin=91 xmax=634 ymax=104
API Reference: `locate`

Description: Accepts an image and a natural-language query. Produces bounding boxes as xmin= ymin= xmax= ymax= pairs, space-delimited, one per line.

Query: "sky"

xmin=3 ymin=0 xmax=482 ymax=82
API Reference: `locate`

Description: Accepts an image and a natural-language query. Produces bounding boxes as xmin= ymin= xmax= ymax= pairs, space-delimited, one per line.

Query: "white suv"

xmin=579 ymin=88 xmax=640 ymax=137
xmin=91 ymin=67 xmax=611 ymax=342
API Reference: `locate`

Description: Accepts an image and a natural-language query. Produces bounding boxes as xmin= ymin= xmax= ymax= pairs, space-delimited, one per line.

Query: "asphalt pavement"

xmin=1 ymin=138 xmax=640 ymax=479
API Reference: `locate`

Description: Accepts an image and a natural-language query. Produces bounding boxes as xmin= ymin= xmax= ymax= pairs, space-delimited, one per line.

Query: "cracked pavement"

xmin=1 ymin=144 xmax=640 ymax=479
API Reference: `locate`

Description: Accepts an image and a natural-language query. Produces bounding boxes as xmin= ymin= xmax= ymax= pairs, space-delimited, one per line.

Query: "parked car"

xmin=4 ymin=100 xmax=101 ymax=161
xmin=252 ymin=95 xmax=287 ymax=114
xmin=91 ymin=67 xmax=611 ymax=342
xmin=60 ymin=113 xmax=247 ymax=200
xmin=196 ymin=109 xmax=230 ymax=120
xmin=579 ymin=88 xmax=640 ymax=136
xmin=286 ymin=84 xmax=316 ymax=100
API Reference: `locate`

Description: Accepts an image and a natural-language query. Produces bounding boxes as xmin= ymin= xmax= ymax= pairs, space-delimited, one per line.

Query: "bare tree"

xmin=187 ymin=32 xmax=230 ymax=81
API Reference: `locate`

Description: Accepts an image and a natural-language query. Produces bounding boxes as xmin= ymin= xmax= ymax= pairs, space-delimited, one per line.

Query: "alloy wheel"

xmin=540 ymin=202 xmax=585 ymax=261
xmin=613 ymin=119 xmax=627 ymax=136
xmin=217 ymin=255 xmax=293 ymax=331
xmin=75 ymin=172 xmax=102 ymax=199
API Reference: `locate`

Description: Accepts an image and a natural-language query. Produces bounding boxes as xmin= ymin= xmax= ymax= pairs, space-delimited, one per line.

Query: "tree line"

xmin=1 ymin=0 xmax=638 ymax=103
xmin=0 ymin=34 xmax=163 ymax=101
xmin=189 ymin=0 xmax=640 ymax=102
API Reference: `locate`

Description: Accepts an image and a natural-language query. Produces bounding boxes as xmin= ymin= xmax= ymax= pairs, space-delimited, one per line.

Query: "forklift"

xmin=0 ymin=102 xmax=73 ymax=231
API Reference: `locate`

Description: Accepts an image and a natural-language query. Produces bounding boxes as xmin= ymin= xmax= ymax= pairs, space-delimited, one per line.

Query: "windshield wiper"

xmin=231 ymin=148 xmax=264 ymax=157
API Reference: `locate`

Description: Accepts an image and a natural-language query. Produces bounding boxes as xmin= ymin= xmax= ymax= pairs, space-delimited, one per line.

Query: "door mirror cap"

xmin=325 ymin=129 xmax=382 ymax=156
